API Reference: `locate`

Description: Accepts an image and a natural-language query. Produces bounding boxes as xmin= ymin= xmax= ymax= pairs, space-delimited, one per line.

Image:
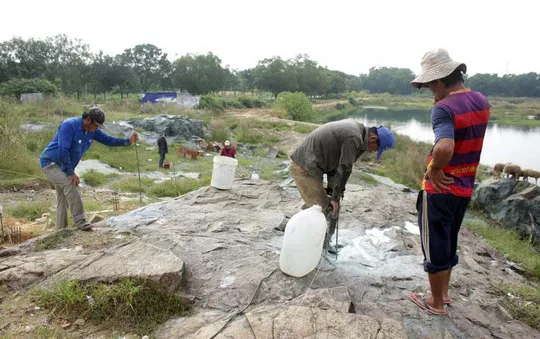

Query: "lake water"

xmin=349 ymin=108 xmax=540 ymax=170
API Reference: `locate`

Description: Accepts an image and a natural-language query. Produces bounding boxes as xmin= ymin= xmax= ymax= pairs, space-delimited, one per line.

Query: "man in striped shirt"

xmin=408 ymin=49 xmax=490 ymax=316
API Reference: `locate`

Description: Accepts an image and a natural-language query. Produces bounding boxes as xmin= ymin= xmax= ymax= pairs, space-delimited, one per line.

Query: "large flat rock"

xmin=44 ymin=241 xmax=184 ymax=292
xmin=0 ymin=249 xmax=88 ymax=289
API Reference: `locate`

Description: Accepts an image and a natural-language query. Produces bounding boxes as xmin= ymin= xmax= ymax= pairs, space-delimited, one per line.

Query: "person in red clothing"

xmin=408 ymin=49 xmax=490 ymax=316
xmin=220 ymin=140 xmax=236 ymax=158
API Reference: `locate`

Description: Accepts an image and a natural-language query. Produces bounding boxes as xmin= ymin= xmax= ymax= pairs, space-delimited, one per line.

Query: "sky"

xmin=1 ymin=0 xmax=538 ymax=76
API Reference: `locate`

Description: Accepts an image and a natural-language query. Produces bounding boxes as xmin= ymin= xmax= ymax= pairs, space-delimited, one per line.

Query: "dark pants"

xmin=159 ymin=153 xmax=166 ymax=168
xmin=417 ymin=191 xmax=470 ymax=274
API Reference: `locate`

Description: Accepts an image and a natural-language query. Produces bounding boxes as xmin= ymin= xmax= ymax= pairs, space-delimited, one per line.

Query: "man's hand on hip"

xmin=68 ymin=174 xmax=80 ymax=186
xmin=426 ymin=167 xmax=454 ymax=193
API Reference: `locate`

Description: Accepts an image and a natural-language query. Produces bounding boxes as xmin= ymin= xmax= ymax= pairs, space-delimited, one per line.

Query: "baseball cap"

xmin=224 ymin=140 xmax=230 ymax=146
xmin=87 ymin=107 xmax=107 ymax=129
xmin=376 ymin=126 xmax=395 ymax=161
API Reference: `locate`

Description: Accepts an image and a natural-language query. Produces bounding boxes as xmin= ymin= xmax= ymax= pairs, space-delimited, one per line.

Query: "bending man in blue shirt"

xmin=40 ymin=107 xmax=138 ymax=231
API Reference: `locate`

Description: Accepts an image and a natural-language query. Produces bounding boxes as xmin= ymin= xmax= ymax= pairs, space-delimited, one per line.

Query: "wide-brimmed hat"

xmin=411 ymin=49 xmax=466 ymax=88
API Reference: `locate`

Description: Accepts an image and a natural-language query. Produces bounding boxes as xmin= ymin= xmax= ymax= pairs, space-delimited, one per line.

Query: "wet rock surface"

xmin=1 ymin=179 xmax=539 ymax=338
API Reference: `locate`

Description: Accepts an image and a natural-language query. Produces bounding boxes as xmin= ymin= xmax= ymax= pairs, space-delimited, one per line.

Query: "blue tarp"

xmin=142 ymin=92 xmax=177 ymax=104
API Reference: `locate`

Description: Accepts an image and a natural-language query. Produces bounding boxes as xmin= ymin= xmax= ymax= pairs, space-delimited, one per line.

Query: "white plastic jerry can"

xmin=279 ymin=205 xmax=327 ymax=277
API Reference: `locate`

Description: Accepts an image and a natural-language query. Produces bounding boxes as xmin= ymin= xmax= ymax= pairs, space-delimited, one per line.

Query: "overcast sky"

xmin=1 ymin=0 xmax=537 ymax=76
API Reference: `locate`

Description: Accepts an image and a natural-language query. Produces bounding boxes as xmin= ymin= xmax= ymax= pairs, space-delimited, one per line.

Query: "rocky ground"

xmin=1 ymin=175 xmax=539 ymax=338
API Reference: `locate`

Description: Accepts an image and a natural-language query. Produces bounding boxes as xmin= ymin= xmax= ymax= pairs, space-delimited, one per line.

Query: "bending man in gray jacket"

xmin=289 ymin=119 xmax=395 ymax=250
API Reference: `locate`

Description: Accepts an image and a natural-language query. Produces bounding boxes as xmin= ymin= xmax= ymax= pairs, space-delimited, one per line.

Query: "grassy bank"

xmin=463 ymin=215 xmax=540 ymax=329
xmin=354 ymin=133 xmax=432 ymax=190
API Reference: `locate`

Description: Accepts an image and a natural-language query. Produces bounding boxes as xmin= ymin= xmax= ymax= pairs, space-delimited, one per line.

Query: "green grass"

xmin=500 ymin=284 xmax=540 ymax=330
xmin=148 ymin=177 xmax=211 ymax=197
xmin=208 ymin=119 xmax=230 ymax=142
xmin=369 ymin=133 xmax=432 ymax=189
xmin=4 ymin=200 xmax=53 ymax=221
xmin=35 ymin=229 xmax=74 ymax=251
xmin=235 ymin=124 xmax=280 ymax=145
xmin=292 ymin=123 xmax=317 ymax=134
xmin=32 ymin=326 xmax=64 ymax=338
xmin=259 ymin=169 xmax=287 ymax=181
xmin=358 ymin=172 xmax=379 ymax=185
xmin=33 ymin=278 xmax=192 ymax=335
xmin=463 ymin=215 xmax=540 ymax=279
xmin=83 ymin=199 xmax=106 ymax=213
xmin=81 ymin=170 xmax=120 ymax=187
xmin=82 ymin=142 xmax=159 ymax=173
xmin=111 ymin=177 xmax=155 ymax=194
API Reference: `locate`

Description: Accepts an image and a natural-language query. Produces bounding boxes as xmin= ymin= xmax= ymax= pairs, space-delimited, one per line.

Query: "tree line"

xmin=1 ymin=35 xmax=539 ymax=99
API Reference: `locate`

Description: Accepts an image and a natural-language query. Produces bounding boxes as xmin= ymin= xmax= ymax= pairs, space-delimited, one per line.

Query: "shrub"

xmin=274 ymin=92 xmax=313 ymax=122
xmin=0 ymin=78 xmax=57 ymax=99
xmin=348 ymin=96 xmax=358 ymax=106
xmin=238 ymin=96 xmax=254 ymax=108
xmin=198 ymin=95 xmax=224 ymax=112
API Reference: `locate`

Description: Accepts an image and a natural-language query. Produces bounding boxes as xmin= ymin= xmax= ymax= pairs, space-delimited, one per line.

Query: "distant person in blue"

xmin=40 ymin=107 xmax=138 ymax=231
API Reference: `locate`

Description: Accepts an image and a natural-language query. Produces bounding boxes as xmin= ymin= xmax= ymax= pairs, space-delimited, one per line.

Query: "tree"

xmin=253 ymin=57 xmax=296 ymax=98
xmin=46 ymin=35 xmax=92 ymax=98
xmin=111 ymin=54 xmax=137 ymax=99
xmin=88 ymin=52 xmax=115 ymax=100
xmin=0 ymin=78 xmax=57 ymax=99
xmin=158 ymin=57 xmax=174 ymax=91
xmin=238 ymin=69 xmax=256 ymax=96
xmin=172 ymin=52 xmax=228 ymax=95
xmin=224 ymin=68 xmax=241 ymax=96
xmin=122 ymin=44 xmax=166 ymax=92
xmin=364 ymin=67 xmax=415 ymax=95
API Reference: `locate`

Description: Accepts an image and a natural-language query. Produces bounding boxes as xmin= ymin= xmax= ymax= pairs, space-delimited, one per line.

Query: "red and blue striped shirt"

xmin=422 ymin=89 xmax=490 ymax=197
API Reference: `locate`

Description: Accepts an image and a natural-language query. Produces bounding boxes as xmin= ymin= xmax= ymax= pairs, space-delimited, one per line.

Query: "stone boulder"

xmin=127 ymin=114 xmax=208 ymax=143
xmin=472 ymin=178 xmax=540 ymax=240
xmin=0 ymin=249 xmax=88 ymax=289
xmin=42 ymin=240 xmax=185 ymax=293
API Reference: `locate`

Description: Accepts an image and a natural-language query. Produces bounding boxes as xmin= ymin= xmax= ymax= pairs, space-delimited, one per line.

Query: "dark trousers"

xmin=417 ymin=191 xmax=470 ymax=274
xmin=159 ymin=153 xmax=166 ymax=168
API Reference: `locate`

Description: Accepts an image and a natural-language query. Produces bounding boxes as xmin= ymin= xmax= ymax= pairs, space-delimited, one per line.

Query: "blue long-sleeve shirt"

xmin=40 ymin=117 xmax=131 ymax=176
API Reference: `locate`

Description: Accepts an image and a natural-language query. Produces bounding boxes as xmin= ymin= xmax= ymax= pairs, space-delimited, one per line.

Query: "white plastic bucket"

xmin=279 ymin=205 xmax=327 ymax=277
xmin=211 ymin=155 xmax=238 ymax=190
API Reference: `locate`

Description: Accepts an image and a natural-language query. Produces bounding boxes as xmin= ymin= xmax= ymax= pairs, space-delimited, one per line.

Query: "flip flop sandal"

xmin=426 ymin=292 xmax=454 ymax=304
xmin=409 ymin=292 xmax=447 ymax=316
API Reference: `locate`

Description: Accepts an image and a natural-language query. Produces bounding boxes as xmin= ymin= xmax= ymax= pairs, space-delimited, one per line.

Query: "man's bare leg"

xmin=427 ymin=270 xmax=447 ymax=310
